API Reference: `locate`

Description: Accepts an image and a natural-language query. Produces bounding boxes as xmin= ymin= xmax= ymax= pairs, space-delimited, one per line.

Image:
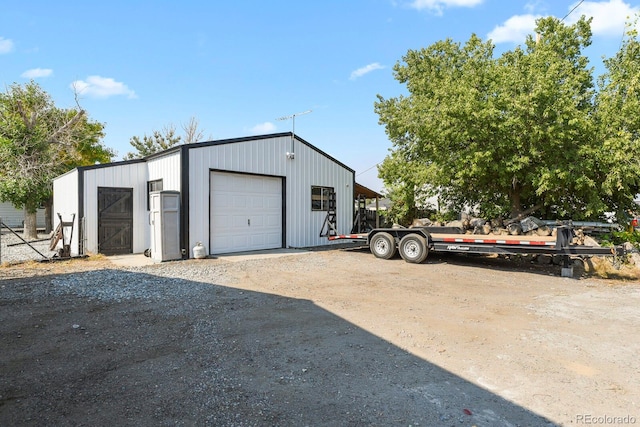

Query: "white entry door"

xmin=210 ymin=171 xmax=282 ymax=254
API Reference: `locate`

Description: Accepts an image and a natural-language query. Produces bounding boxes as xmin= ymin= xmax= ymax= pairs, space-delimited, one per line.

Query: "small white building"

xmin=53 ymin=133 xmax=357 ymax=258
xmin=0 ymin=202 xmax=47 ymax=229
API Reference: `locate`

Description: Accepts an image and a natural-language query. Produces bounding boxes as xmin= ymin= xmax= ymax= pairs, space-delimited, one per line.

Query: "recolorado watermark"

xmin=575 ymin=414 xmax=637 ymax=425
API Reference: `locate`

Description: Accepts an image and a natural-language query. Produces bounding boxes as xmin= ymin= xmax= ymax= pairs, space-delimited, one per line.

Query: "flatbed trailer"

xmin=329 ymin=226 xmax=624 ymax=276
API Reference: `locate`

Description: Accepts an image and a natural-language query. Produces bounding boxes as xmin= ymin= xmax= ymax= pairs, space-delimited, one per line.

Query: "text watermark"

xmin=575 ymin=414 xmax=637 ymax=425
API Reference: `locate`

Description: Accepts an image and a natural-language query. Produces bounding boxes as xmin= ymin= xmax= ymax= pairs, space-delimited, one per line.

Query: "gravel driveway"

xmin=1 ymin=248 xmax=638 ymax=426
xmin=0 ymin=231 xmax=57 ymax=265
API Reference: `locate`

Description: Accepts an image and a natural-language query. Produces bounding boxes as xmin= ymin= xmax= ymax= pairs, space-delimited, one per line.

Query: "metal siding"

xmin=146 ymin=152 xmax=182 ymax=253
xmin=83 ymin=163 xmax=148 ymax=254
xmin=187 ymin=135 xmax=353 ymax=252
xmin=148 ymin=152 xmax=181 ymax=191
xmin=286 ymin=141 xmax=353 ymax=248
xmin=52 ymin=169 xmax=79 ymax=255
xmin=0 ymin=202 xmax=47 ymax=229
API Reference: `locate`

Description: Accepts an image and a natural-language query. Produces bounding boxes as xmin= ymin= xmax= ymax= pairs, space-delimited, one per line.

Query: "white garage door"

xmin=210 ymin=171 xmax=282 ymax=254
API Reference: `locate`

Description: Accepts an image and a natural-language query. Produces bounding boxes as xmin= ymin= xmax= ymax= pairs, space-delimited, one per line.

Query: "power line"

xmin=561 ymin=0 xmax=584 ymax=22
xmin=356 ymin=161 xmax=382 ymax=176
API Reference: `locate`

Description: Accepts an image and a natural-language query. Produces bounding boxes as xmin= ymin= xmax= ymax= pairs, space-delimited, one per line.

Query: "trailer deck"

xmin=328 ymin=226 xmax=622 ymax=277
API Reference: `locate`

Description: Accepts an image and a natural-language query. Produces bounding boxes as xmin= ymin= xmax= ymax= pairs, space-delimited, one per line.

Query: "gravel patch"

xmin=0 ymin=230 xmax=57 ymax=265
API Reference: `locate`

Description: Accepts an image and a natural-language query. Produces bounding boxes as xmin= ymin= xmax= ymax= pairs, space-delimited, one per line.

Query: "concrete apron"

xmin=107 ymin=248 xmax=310 ymax=267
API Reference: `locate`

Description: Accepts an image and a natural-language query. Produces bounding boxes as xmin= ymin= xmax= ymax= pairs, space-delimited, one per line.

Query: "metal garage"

xmin=53 ymin=132 xmax=356 ymax=259
xmin=209 ymin=171 xmax=283 ymax=253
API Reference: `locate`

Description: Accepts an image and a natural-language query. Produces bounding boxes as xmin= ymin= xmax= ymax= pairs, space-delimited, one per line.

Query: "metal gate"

xmin=98 ymin=187 xmax=133 ymax=255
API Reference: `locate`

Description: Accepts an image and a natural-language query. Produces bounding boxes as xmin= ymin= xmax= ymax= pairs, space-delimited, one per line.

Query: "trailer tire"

xmin=369 ymin=232 xmax=396 ymax=260
xmin=399 ymin=234 xmax=428 ymax=263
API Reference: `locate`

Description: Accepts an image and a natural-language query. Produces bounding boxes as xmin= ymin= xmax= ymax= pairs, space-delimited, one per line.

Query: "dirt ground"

xmin=1 ymin=248 xmax=639 ymax=426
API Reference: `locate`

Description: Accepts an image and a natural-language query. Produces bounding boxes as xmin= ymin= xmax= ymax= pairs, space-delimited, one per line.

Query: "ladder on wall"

xmin=319 ymin=190 xmax=337 ymax=237
xmin=351 ymin=194 xmax=374 ymax=233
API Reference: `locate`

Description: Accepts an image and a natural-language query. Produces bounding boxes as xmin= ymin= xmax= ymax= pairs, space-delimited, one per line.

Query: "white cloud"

xmin=0 ymin=37 xmax=14 ymax=54
xmin=250 ymin=122 xmax=276 ymax=134
xmin=489 ymin=1 xmax=639 ymax=45
xmin=487 ymin=14 xmax=540 ymax=44
xmin=71 ymin=76 xmax=137 ymax=99
xmin=524 ymin=0 xmax=548 ymax=14
xmin=408 ymin=0 xmax=484 ymax=14
xmin=21 ymin=68 xmax=53 ymax=79
xmin=564 ymin=0 xmax=639 ymax=37
xmin=350 ymin=62 xmax=385 ymax=80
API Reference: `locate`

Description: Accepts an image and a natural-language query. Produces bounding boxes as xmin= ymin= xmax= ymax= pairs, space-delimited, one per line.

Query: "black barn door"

xmin=98 ymin=187 xmax=133 ymax=255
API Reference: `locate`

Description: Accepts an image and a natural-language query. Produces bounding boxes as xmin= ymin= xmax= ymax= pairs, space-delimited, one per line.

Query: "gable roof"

xmin=177 ymin=132 xmax=354 ymax=173
xmin=70 ymin=132 xmax=354 ymax=175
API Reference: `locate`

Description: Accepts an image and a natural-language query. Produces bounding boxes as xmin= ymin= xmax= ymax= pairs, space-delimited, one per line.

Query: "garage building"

xmin=52 ymin=133 xmax=357 ymax=258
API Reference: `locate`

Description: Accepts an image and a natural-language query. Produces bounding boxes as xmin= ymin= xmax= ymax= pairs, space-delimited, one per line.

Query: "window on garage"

xmin=311 ymin=186 xmax=334 ymax=211
xmin=147 ymin=179 xmax=163 ymax=210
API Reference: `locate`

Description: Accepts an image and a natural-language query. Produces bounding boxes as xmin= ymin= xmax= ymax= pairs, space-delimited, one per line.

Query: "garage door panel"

xmin=264 ymin=232 xmax=281 ymax=246
xmin=263 ymin=179 xmax=280 ymax=192
xmin=232 ymin=215 xmax=248 ymax=228
xmin=233 ymin=235 xmax=249 ymax=249
xmin=265 ymin=215 xmax=280 ymax=227
xmin=233 ymin=195 xmax=248 ymax=209
xmin=211 ymin=214 xmax=232 ymax=228
xmin=267 ymin=197 xmax=280 ymax=209
xmin=216 ymin=196 xmax=232 ymax=209
xmin=251 ymin=197 xmax=265 ymax=208
xmin=210 ymin=172 xmax=282 ymax=254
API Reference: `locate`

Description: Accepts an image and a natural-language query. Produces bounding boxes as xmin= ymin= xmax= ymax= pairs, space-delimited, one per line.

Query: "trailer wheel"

xmin=369 ymin=232 xmax=396 ymax=259
xmin=399 ymin=234 xmax=428 ymax=263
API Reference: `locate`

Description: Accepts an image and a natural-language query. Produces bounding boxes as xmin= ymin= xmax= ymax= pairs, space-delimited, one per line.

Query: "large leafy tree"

xmin=590 ymin=19 xmax=640 ymax=220
xmin=0 ymin=81 xmax=113 ymax=238
xmin=375 ymin=16 xmax=640 ymax=222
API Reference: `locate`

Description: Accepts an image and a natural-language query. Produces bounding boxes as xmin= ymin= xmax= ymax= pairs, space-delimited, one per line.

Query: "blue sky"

xmin=1 ymin=0 xmax=638 ymax=192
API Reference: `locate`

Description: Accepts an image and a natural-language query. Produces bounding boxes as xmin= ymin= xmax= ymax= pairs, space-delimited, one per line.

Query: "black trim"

xmin=180 ymin=146 xmax=189 ymax=259
xmin=209 ymin=168 xmax=284 ymax=180
xmin=351 ymin=171 xmax=356 ymax=228
xmin=78 ymin=170 xmax=84 ymax=255
xmin=76 ymin=158 xmax=146 ymax=173
xmin=281 ymin=177 xmax=287 ymax=248
xmin=144 ymin=146 xmax=182 ymax=161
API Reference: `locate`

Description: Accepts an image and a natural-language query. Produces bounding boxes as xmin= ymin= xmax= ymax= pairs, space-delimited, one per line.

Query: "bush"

xmin=600 ymin=230 xmax=640 ymax=249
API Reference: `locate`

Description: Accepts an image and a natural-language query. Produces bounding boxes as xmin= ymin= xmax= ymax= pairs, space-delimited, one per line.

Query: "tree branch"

xmin=47 ymin=109 xmax=85 ymax=144
xmin=15 ymin=99 xmax=32 ymax=130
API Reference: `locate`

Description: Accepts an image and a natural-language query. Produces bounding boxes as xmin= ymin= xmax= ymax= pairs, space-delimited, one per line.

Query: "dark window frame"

xmin=311 ymin=185 xmax=334 ymax=211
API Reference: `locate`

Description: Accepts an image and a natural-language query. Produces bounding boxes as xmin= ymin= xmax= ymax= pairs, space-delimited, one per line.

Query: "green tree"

xmin=123 ymin=125 xmax=182 ymax=159
xmin=590 ymin=18 xmax=640 ymax=220
xmin=0 ymin=81 xmax=112 ymax=238
xmin=123 ymin=116 xmax=209 ymax=160
xmin=375 ymin=16 xmax=639 ymax=221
